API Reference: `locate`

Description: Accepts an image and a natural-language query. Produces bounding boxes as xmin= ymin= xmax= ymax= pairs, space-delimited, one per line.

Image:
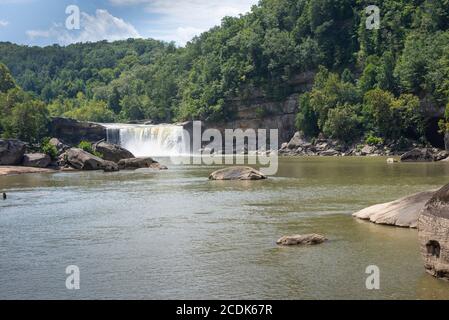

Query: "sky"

xmin=0 ymin=0 xmax=259 ymax=46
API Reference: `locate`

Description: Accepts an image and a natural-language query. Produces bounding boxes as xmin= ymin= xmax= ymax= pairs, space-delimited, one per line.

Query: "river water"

xmin=1 ymin=157 xmax=449 ymax=299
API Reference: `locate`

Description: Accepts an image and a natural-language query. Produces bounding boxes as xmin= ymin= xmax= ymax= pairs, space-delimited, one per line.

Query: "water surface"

xmin=1 ymin=157 xmax=449 ymax=299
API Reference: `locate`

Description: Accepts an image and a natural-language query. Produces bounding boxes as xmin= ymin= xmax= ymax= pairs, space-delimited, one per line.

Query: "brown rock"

xmin=93 ymin=141 xmax=135 ymax=163
xmin=66 ymin=148 xmax=118 ymax=172
xmin=418 ymin=183 xmax=449 ymax=280
xmin=209 ymin=166 xmax=266 ymax=180
xmin=276 ymin=234 xmax=327 ymax=246
xmin=118 ymin=157 xmax=167 ymax=170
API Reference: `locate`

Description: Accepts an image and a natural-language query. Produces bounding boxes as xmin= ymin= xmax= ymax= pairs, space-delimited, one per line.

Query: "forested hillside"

xmin=1 ymin=0 xmax=449 ymax=145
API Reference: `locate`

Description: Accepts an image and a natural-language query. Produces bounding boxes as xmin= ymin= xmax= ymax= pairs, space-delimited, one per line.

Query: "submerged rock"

xmin=66 ymin=148 xmax=118 ymax=172
xmin=276 ymin=234 xmax=327 ymax=246
xmin=22 ymin=153 xmax=51 ymax=168
xmin=352 ymin=190 xmax=436 ymax=228
xmin=209 ymin=166 xmax=266 ymax=180
xmin=118 ymin=157 xmax=167 ymax=170
xmin=93 ymin=141 xmax=134 ymax=163
xmin=418 ymin=183 xmax=449 ymax=280
xmin=0 ymin=139 xmax=26 ymax=165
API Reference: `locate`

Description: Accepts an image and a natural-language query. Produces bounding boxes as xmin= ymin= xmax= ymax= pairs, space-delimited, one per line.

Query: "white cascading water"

xmin=103 ymin=123 xmax=187 ymax=157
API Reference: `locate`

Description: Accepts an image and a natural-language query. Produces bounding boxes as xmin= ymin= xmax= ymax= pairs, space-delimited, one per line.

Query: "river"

xmin=1 ymin=157 xmax=449 ymax=299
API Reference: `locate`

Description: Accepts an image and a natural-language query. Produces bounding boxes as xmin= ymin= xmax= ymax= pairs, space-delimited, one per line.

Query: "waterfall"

xmin=103 ymin=124 xmax=188 ymax=157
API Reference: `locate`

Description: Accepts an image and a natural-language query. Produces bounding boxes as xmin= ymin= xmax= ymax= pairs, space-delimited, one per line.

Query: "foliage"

xmin=365 ymin=135 xmax=384 ymax=146
xmin=40 ymin=137 xmax=58 ymax=159
xmin=77 ymin=141 xmax=103 ymax=158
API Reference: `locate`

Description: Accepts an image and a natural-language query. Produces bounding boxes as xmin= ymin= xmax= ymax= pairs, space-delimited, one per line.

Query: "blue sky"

xmin=0 ymin=0 xmax=258 ymax=46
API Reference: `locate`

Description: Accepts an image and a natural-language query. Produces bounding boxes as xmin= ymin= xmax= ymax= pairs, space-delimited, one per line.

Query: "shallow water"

xmin=1 ymin=157 xmax=449 ymax=299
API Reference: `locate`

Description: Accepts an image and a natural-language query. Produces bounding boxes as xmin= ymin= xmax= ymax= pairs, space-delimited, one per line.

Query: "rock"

xmin=418 ymin=184 xmax=449 ymax=280
xmin=361 ymin=145 xmax=375 ymax=156
xmin=93 ymin=141 xmax=135 ymax=163
xmin=49 ymin=138 xmax=69 ymax=154
xmin=387 ymin=158 xmax=398 ymax=163
xmin=280 ymin=142 xmax=288 ymax=150
xmin=0 ymin=139 xmax=26 ymax=165
xmin=276 ymin=234 xmax=327 ymax=246
xmin=118 ymin=157 xmax=167 ymax=170
xmin=0 ymin=166 xmax=56 ymax=176
xmin=66 ymin=148 xmax=118 ymax=171
xmin=22 ymin=153 xmax=51 ymax=168
xmin=209 ymin=166 xmax=267 ymax=180
xmin=353 ymin=190 xmax=436 ymax=228
xmin=434 ymin=150 xmax=449 ymax=161
xmin=49 ymin=117 xmax=106 ymax=145
xmin=287 ymin=132 xmax=306 ymax=150
xmin=320 ymin=149 xmax=339 ymax=156
xmin=400 ymin=148 xmax=434 ymax=162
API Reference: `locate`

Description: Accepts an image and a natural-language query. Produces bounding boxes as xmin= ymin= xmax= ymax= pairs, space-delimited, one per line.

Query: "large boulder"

xmin=0 ymin=139 xmax=26 ymax=165
xmin=353 ymin=190 xmax=435 ymax=228
xmin=66 ymin=148 xmax=118 ymax=172
xmin=22 ymin=153 xmax=51 ymax=168
xmin=418 ymin=183 xmax=449 ymax=280
xmin=287 ymin=131 xmax=307 ymax=150
xmin=400 ymin=148 xmax=434 ymax=162
xmin=276 ymin=234 xmax=327 ymax=246
xmin=49 ymin=117 xmax=106 ymax=145
xmin=93 ymin=141 xmax=134 ymax=163
xmin=118 ymin=157 xmax=167 ymax=170
xmin=209 ymin=166 xmax=267 ymax=180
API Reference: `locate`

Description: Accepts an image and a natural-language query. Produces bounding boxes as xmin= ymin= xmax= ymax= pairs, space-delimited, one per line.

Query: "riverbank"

xmin=0 ymin=166 xmax=57 ymax=176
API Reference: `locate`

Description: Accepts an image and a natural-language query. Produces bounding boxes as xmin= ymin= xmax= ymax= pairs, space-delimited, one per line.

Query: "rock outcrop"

xmin=49 ymin=117 xmax=106 ymax=145
xmin=400 ymin=148 xmax=448 ymax=162
xmin=276 ymin=234 xmax=327 ymax=246
xmin=66 ymin=148 xmax=118 ymax=172
xmin=93 ymin=141 xmax=135 ymax=163
xmin=22 ymin=153 xmax=51 ymax=168
xmin=118 ymin=157 xmax=167 ymax=170
xmin=49 ymin=138 xmax=69 ymax=155
xmin=353 ymin=190 xmax=436 ymax=228
xmin=418 ymin=183 xmax=449 ymax=280
xmin=0 ymin=139 xmax=26 ymax=165
xmin=209 ymin=166 xmax=267 ymax=180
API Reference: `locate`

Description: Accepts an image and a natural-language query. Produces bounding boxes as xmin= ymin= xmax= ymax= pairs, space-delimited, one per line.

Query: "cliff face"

xmin=207 ymin=72 xmax=315 ymax=145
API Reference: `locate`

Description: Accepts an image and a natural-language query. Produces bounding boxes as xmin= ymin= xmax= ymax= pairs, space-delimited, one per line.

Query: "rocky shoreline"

xmin=279 ymin=131 xmax=449 ymax=161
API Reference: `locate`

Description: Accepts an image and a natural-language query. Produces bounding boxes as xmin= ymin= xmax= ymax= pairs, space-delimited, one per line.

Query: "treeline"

xmin=1 ymin=0 xmax=449 ymax=144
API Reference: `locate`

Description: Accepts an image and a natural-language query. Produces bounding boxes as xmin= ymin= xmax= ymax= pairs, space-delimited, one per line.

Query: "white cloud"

xmin=0 ymin=20 xmax=9 ymax=27
xmin=109 ymin=0 xmax=258 ymax=45
xmin=26 ymin=9 xmax=141 ymax=45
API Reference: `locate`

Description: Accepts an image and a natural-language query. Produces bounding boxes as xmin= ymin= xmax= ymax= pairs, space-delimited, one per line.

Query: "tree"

xmin=0 ymin=63 xmax=16 ymax=93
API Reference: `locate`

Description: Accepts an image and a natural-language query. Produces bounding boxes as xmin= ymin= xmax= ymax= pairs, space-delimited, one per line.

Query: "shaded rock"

xmin=277 ymin=234 xmax=327 ymax=246
xmin=418 ymin=183 xmax=449 ymax=280
xmin=49 ymin=117 xmax=106 ymax=145
xmin=118 ymin=157 xmax=167 ymax=170
xmin=22 ymin=153 xmax=51 ymax=168
xmin=209 ymin=166 xmax=266 ymax=180
xmin=0 ymin=139 xmax=26 ymax=165
xmin=353 ymin=190 xmax=436 ymax=228
xmin=400 ymin=148 xmax=434 ymax=162
xmin=66 ymin=148 xmax=118 ymax=171
xmin=445 ymin=132 xmax=449 ymax=151
xmin=93 ymin=141 xmax=135 ymax=163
